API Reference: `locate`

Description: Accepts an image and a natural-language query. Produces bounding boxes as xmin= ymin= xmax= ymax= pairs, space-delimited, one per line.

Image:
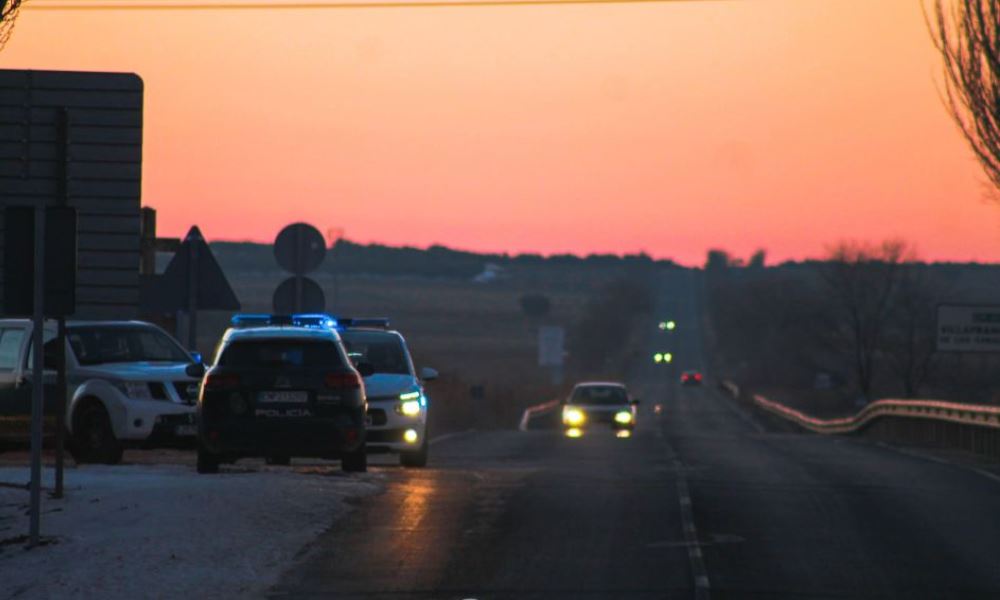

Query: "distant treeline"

xmin=209 ymin=240 xmax=678 ymax=279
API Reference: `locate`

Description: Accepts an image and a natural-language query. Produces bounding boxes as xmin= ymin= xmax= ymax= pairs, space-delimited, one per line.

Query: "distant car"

xmin=561 ymin=382 xmax=638 ymax=433
xmin=338 ymin=319 xmax=436 ymax=468
xmin=196 ymin=314 xmax=369 ymax=474
xmin=680 ymin=370 xmax=703 ymax=386
xmin=0 ymin=319 xmax=201 ymax=464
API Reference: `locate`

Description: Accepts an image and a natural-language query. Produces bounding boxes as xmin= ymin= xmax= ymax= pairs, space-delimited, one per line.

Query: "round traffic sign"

xmin=272 ymin=276 xmax=325 ymax=314
xmin=274 ymin=223 xmax=326 ymax=275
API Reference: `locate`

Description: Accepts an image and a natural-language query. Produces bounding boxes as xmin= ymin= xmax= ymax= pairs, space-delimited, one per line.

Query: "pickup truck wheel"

xmin=341 ymin=446 xmax=367 ymax=473
xmin=71 ymin=403 xmax=123 ymax=465
xmin=197 ymin=446 xmax=220 ymax=474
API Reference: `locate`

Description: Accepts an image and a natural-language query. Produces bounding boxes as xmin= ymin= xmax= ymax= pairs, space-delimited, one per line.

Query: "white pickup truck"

xmin=0 ymin=319 xmax=203 ymax=464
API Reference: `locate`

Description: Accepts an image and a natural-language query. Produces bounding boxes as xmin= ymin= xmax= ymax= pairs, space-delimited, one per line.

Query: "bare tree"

xmin=882 ymin=265 xmax=942 ymax=398
xmin=819 ymin=240 xmax=914 ymax=399
xmin=932 ymin=0 xmax=1000 ymax=192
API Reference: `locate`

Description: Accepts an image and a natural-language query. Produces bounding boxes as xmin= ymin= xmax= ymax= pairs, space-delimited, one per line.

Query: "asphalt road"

xmin=270 ymin=270 xmax=1000 ymax=599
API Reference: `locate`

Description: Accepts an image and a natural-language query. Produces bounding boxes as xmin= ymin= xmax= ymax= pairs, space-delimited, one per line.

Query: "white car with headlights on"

xmin=561 ymin=382 xmax=639 ymax=437
xmin=338 ymin=320 xmax=437 ymax=467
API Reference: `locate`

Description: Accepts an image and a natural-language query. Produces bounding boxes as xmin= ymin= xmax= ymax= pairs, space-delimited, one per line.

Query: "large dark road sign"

xmin=0 ymin=69 xmax=143 ymax=319
xmin=274 ymin=223 xmax=326 ymax=275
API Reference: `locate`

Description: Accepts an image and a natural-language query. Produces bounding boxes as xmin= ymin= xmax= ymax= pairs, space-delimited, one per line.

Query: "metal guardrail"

xmin=751 ymin=393 xmax=1000 ymax=434
xmin=720 ymin=379 xmax=1000 ymax=460
xmin=519 ymin=399 xmax=560 ymax=432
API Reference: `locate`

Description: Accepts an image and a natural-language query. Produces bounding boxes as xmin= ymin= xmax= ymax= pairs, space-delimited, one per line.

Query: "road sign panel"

xmin=538 ymin=325 xmax=565 ymax=367
xmin=0 ymin=69 xmax=143 ymax=319
xmin=274 ymin=223 xmax=326 ymax=275
xmin=273 ymin=276 xmax=325 ymax=314
xmin=937 ymin=304 xmax=1000 ymax=352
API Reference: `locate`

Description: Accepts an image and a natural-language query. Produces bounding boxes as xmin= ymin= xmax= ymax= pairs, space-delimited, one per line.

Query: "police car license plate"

xmin=259 ymin=391 xmax=308 ymax=404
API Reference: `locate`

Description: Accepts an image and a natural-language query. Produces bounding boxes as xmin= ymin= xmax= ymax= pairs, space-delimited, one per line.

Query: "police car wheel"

xmin=265 ymin=455 xmax=291 ymax=466
xmin=197 ymin=447 xmax=221 ymax=474
xmin=341 ymin=447 xmax=367 ymax=472
xmin=400 ymin=438 xmax=428 ymax=468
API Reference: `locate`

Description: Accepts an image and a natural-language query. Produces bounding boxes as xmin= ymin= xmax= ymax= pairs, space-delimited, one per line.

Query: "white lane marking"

xmin=429 ymin=430 xmax=476 ymax=446
xmin=873 ymin=441 xmax=1000 ymax=485
xmin=673 ymin=457 xmax=711 ymax=599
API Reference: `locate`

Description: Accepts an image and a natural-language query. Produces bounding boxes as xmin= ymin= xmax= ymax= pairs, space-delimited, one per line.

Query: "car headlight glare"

xmin=563 ymin=407 xmax=586 ymax=427
xmin=399 ymin=400 xmax=421 ymax=416
xmin=614 ymin=410 xmax=633 ymax=425
xmin=403 ymin=428 xmax=419 ymax=444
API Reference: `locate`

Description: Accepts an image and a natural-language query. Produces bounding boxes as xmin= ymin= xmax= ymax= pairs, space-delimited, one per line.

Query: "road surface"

xmin=271 ymin=270 xmax=1000 ymax=599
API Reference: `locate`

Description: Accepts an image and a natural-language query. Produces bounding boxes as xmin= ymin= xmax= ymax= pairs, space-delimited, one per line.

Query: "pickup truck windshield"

xmin=68 ymin=326 xmax=191 ymax=366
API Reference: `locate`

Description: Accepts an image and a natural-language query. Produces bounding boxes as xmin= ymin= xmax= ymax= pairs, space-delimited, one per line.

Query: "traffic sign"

xmin=937 ymin=304 xmax=1000 ymax=352
xmin=273 ymin=276 xmax=325 ymax=313
xmin=274 ymin=223 xmax=326 ymax=275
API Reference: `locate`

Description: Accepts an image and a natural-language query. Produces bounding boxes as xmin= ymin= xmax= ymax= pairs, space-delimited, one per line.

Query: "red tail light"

xmin=695 ymin=373 xmax=703 ymax=381
xmin=325 ymin=372 xmax=362 ymax=389
xmin=204 ymin=373 xmax=240 ymax=390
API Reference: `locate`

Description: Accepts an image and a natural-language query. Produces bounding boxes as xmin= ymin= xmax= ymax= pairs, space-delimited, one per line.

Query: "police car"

xmin=196 ymin=314 xmax=370 ymax=474
xmin=337 ymin=319 xmax=436 ymax=467
xmin=561 ymin=381 xmax=639 ymax=436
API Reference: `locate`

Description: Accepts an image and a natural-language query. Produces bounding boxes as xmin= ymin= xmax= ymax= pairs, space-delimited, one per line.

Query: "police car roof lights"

xmin=230 ymin=313 xmax=338 ymax=329
xmin=336 ymin=317 xmax=391 ymax=329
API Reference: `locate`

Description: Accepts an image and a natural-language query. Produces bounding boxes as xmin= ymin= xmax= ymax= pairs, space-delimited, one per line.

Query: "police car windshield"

xmin=570 ymin=386 xmax=628 ymax=406
xmin=218 ymin=339 xmax=345 ymax=368
xmin=339 ymin=331 xmax=411 ymax=375
xmin=68 ymin=326 xmax=191 ymax=366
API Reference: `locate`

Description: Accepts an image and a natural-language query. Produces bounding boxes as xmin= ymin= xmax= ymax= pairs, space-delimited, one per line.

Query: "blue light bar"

xmin=230 ymin=313 xmax=338 ymax=329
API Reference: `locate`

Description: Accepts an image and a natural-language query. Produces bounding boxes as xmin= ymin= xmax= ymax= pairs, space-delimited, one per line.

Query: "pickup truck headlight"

xmin=614 ymin=410 xmax=633 ymax=425
xmin=116 ymin=381 xmax=153 ymax=401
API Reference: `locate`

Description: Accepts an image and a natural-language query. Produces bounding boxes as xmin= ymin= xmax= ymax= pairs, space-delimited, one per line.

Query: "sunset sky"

xmin=4 ymin=0 xmax=997 ymax=265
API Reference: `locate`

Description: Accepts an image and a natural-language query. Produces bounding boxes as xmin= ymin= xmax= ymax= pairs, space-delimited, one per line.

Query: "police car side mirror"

xmin=185 ymin=362 xmax=206 ymax=378
xmin=356 ymin=362 xmax=376 ymax=378
xmin=419 ymin=367 xmax=438 ymax=381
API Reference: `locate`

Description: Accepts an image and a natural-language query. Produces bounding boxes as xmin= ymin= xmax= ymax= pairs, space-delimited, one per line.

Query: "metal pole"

xmin=29 ymin=205 xmax=45 ymax=546
xmin=54 ymin=317 xmax=66 ymax=499
xmin=53 ymin=107 xmax=70 ymax=499
xmin=187 ymin=237 xmax=197 ymax=351
xmin=294 ymin=226 xmax=302 ymax=312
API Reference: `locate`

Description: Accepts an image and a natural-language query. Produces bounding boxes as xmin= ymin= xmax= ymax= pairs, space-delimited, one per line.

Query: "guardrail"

xmin=720 ymin=380 xmax=1000 ymax=460
xmin=519 ymin=399 xmax=561 ymax=432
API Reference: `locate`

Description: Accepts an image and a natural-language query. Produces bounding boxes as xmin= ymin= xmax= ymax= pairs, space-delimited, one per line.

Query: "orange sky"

xmin=4 ymin=0 xmax=998 ymax=265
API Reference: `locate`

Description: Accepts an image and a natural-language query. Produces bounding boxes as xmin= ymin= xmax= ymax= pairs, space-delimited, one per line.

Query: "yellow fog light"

xmin=562 ymin=407 xmax=586 ymax=427
xmin=616 ymin=429 xmax=632 ymax=439
xmin=400 ymin=400 xmax=421 ymax=416
xmin=614 ymin=411 xmax=633 ymax=425
xmin=403 ymin=429 xmax=419 ymax=444
xmin=565 ymin=427 xmax=583 ymax=438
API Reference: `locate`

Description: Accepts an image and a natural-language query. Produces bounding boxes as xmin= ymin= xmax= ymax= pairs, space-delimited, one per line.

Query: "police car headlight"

xmin=614 ymin=410 xmax=633 ymax=425
xmin=562 ymin=407 xmax=585 ymax=427
xmin=116 ymin=381 xmax=153 ymax=401
xmin=399 ymin=400 xmax=421 ymax=417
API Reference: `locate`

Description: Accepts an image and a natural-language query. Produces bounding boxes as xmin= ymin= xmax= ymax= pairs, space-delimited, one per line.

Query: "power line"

xmin=26 ymin=0 xmax=731 ymax=10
